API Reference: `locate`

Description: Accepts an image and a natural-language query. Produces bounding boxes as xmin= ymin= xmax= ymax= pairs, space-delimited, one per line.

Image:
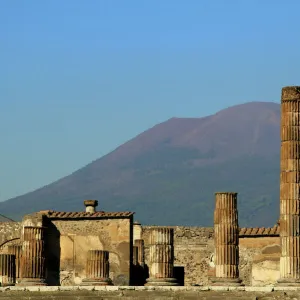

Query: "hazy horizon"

xmin=1 ymin=0 xmax=299 ymax=201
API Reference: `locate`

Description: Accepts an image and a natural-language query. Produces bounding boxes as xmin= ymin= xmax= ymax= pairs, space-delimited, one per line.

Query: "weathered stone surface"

xmin=146 ymin=227 xmax=178 ymax=286
xmin=0 ymin=254 xmax=16 ymax=286
xmin=132 ymin=246 xmax=138 ymax=266
xmin=0 ymin=223 xmax=21 ymax=247
xmin=81 ymin=250 xmax=112 ymax=286
xmin=134 ymin=239 xmax=145 ymax=267
xmin=212 ymin=192 xmax=242 ymax=285
xmin=18 ymin=226 xmax=46 ymax=286
xmin=279 ymin=86 xmax=300 ymax=284
xmin=52 ymin=218 xmax=132 ymax=286
xmin=252 ymin=256 xmax=280 ymax=286
xmin=7 ymin=245 xmax=21 ymax=281
xmin=83 ymin=200 xmax=98 ymax=213
xmin=0 ymin=288 xmax=300 ymax=300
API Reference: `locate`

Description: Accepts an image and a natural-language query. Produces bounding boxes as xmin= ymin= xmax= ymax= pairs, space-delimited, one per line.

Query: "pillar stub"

xmin=84 ymin=200 xmax=98 ymax=213
xmin=81 ymin=250 xmax=113 ymax=286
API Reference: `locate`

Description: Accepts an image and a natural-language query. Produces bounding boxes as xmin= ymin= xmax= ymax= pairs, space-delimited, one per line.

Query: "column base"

xmin=16 ymin=278 xmax=47 ymax=286
xmin=81 ymin=278 xmax=113 ymax=286
xmin=210 ymin=277 xmax=243 ymax=286
xmin=0 ymin=283 xmax=15 ymax=287
xmin=277 ymin=278 xmax=300 ymax=286
xmin=145 ymin=278 xmax=178 ymax=286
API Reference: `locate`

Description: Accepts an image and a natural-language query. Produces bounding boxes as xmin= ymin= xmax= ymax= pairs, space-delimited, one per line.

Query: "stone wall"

xmin=0 ymin=222 xmax=22 ymax=248
xmin=46 ymin=218 xmax=132 ymax=286
xmin=142 ymin=226 xmax=214 ymax=285
xmin=141 ymin=226 xmax=280 ymax=286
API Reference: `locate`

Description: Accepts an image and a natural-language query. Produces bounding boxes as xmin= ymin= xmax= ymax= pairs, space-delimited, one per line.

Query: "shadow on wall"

xmin=45 ymin=222 xmax=61 ymax=285
xmin=132 ymin=264 xmax=184 ymax=286
xmin=131 ymin=263 xmax=148 ymax=286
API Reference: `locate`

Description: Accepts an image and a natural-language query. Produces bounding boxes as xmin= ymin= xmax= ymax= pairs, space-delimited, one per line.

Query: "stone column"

xmin=81 ymin=250 xmax=112 ymax=286
xmin=278 ymin=86 xmax=300 ymax=285
xmin=211 ymin=192 xmax=242 ymax=286
xmin=18 ymin=226 xmax=47 ymax=286
xmin=134 ymin=239 xmax=145 ymax=267
xmin=7 ymin=245 xmax=22 ymax=281
xmin=146 ymin=227 xmax=178 ymax=286
xmin=0 ymin=254 xmax=16 ymax=286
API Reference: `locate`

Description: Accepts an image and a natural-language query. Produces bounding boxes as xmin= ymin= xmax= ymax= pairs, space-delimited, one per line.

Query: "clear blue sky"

xmin=1 ymin=0 xmax=299 ymax=201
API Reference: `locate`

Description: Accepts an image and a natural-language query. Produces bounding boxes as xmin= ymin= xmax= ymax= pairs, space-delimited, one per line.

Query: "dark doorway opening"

xmin=173 ymin=266 xmax=184 ymax=286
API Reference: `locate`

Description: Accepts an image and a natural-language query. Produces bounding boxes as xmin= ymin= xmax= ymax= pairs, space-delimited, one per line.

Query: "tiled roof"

xmin=39 ymin=210 xmax=134 ymax=219
xmin=239 ymin=225 xmax=280 ymax=236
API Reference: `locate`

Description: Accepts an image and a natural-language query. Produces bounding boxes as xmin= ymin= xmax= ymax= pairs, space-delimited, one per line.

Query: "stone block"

xmin=274 ymin=286 xmax=300 ymax=291
xmin=209 ymin=285 xmax=229 ymax=291
xmin=228 ymin=286 xmax=245 ymax=291
xmin=105 ymin=285 xmax=119 ymax=291
xmin=58 ymin=286 xmax=79 ymax=291
xmin=118 ymin=286 xmax=135 ymax=290
xmin=169 ymin=286 xmax=187 ymax=291
xmin=94 ymin=286 xmax=107 ymax=291
xmin=78 ymin=286 xmax=95 ymax=291
xmin=25 ymin=286 xmax=41 ymax=291
xmin=133 ymin=286 xmax=146 ymax=291
xmin=245 ymin=286 xmax=274 ymax=292
xmin=39 ymin=286 xmax=59 ymax=292
xmin=8 ymin=286 xmax=26 ymax=291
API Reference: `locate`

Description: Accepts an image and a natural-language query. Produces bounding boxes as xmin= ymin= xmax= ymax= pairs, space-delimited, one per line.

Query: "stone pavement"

xmin=0 ymin=286 xmax=299 ymax=299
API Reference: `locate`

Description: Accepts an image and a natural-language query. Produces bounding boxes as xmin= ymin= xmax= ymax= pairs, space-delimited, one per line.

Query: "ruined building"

xmin=0 ymin=86 xmax=299 ymax=287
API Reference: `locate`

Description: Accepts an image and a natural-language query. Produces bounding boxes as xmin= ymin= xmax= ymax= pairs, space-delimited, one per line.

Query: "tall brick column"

xmin=134 ymin=239 xmax=145 ymax=267
xmin=146 ymin=227 xmax=178 ymax=286
xmin=0 ymin=254 xmax=16 ymax=286
xmin=18 ymin=226 xmax=47 ymax=286
xmin=81 ymin=250 xmax=112 ymax=286
xmin=278 ymin=86 xmax=300 ymax=285
xmin=7 ymin=245 xmax=22 ymax=282
xmin=211 ymin=192 xmax=242 ymax=286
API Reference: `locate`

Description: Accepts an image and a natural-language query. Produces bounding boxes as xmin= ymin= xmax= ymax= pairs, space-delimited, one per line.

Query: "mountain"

xmin=0 ymin=102 xmax=281 ymax=227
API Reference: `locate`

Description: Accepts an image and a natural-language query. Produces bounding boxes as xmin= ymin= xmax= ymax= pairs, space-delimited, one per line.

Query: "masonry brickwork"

xmin=141 ymin=226 xmax=280 ymax=286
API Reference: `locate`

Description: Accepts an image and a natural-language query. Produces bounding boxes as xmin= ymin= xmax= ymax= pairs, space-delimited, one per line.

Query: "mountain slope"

xmin=0 ymin=102 xmax=281 ymax=227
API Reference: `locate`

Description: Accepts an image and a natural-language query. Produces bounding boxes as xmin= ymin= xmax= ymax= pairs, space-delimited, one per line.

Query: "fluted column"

xmin=146 ymin=227 xmax=178 ymax=286
xmin=278 ymin=86 xmax=300 ymax=285
xmin=134 ymin=239 xmax=145 ymax=267
xmin=211 ymin=192 xmax=242 ymax=286
xmin=0 ymin=254 xmax=16 ymax=286
xmin=81 ymin=250 xmax=112 ymax=286
xmin=7 ymin=245 xmax=22 ymax=281
xmin=18 ymin=226 xmax=47 ymax=286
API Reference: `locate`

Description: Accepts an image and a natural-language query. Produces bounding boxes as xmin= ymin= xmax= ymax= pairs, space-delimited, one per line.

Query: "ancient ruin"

xmin=18 ymin=226 xmax=46 ymax=286
xmin=211 ymin=192 xmax=242 ymax=286
xmin=146 ymin=227 xmax=178 ymax=286
xmin=0 ymin=86 xmax=299 ymax=295
xmin=81 ymin=250 xmax=112 ymax=286
xmin=0 ymin=254 xmax=15 ymax=286
xmin=278 ymin=86 xmax=300 ymax=285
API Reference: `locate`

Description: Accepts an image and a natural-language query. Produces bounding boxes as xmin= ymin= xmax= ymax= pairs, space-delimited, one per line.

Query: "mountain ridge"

xmin=0 ymin=101 xmax=281 ymax=227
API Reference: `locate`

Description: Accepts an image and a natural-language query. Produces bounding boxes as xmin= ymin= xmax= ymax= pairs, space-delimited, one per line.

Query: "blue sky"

xmin=0 ymin=0 xmax=299 ymax=201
